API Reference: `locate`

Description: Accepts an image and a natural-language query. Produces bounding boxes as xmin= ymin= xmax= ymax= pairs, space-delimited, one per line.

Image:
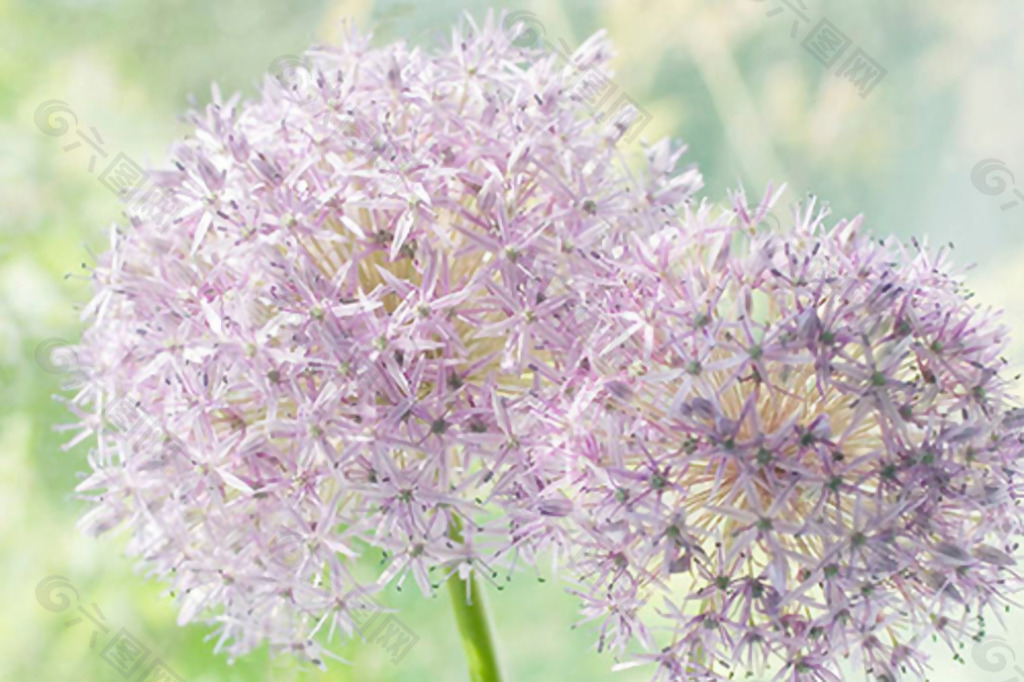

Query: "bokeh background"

xmin=4 ymin=0 xmax=1024 ymax=680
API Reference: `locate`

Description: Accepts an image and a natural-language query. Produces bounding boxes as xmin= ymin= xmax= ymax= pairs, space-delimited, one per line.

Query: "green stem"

xmin=447 ymin=518 xmax=503 ymax=682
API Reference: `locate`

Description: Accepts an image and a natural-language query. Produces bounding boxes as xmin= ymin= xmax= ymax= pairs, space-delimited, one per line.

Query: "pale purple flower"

xmin=547 ymin=187 xmax=1024 ymax=680
xmin=63 ymin=11 xmax=700 ymax=666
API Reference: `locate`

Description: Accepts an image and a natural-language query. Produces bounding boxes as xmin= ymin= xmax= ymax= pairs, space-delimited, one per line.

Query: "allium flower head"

xmin=552 ymin=189 xmax=1024 ymax=680
xmin=63 ymin=12 xmax=701 ymax=666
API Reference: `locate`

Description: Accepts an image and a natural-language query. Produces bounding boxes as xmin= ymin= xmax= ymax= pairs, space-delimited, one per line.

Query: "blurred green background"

xmin=4 ymin=0 xmax=1024 ymax=680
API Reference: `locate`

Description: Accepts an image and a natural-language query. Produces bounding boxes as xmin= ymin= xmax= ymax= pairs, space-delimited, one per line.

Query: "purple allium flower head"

xmin=63 ymin=11 xmax=701 ymax=666
xmin=551 ymin=188 xmax=1024 ymax=680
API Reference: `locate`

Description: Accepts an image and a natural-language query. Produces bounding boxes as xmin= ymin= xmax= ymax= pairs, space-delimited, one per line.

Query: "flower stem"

xmin=447 ymin=518 xmax=503 ymax=682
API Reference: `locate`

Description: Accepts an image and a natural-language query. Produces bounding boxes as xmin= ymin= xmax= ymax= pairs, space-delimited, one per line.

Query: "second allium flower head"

xmin=553 ymin=192 xmax=1024 ymax=680
xmin=64 ymin=10 xmax=1023 ymax=682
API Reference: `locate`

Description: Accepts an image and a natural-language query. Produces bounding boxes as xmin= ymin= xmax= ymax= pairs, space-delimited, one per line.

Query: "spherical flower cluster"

xmin=549 ymin=189 xmax=1024 ymax=680
xmin=64 ymin=13 xmax=700 ymax=665
xmin=62 ymin=10 xmax=1024 ymax=682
